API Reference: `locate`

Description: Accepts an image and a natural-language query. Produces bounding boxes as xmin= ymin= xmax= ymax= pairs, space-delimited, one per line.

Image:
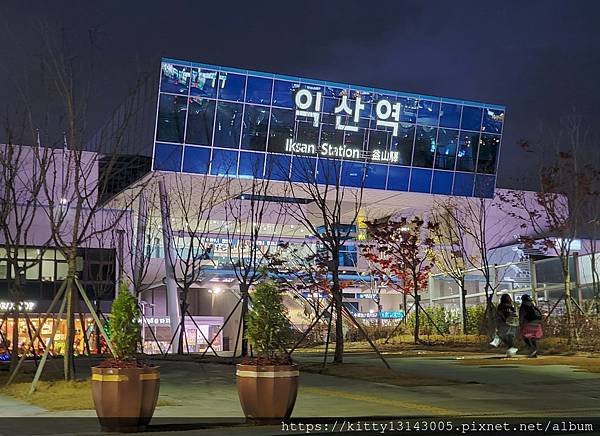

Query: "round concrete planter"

xmin=236 ymin=363 xmax=299 ymax=422
xmin=91 ymin=366 xmax=160 ymax=432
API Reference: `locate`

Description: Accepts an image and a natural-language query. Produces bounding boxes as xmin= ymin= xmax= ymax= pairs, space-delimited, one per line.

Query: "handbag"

xmin=489 ymin=333 xmax=501 ymax=347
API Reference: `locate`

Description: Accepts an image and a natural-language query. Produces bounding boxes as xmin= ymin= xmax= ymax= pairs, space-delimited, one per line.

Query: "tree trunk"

xmin=64 ymin=252 xmax=77 ymax=381
xmin=413 ymin=274 xmax=420 ymax=344
xmin=331 ymin=262 xmax=344 ymax=364
xmin=95 ymin=300 xmax=101 ymax=354
xmin=64 ymin=276 xmax=75 ymax=381
xmin=563 ymin=264 xmax=575 ymax=345
xmin=9 ymin=308 xmax=19 ymax=373
xmin=402 ymin=293 xmax=408 ymax=324
xmin=239 ymin=282 xmax=250 ymax=357
xmin=177 ymin=289 xmax=188 ymax=355
xmin=460 ymin=278 xmax=467 ymax=335
xmin=9 ymin=275 xmax=22 ymax=373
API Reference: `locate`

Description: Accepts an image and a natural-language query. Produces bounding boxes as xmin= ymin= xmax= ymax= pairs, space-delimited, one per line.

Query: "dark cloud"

xmin=0 ymin=0 xmax=598 ymax=189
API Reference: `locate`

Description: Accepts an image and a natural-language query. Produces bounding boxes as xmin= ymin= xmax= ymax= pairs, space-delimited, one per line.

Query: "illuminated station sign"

xmin=153 ymin=58 xmax=505 ymax=198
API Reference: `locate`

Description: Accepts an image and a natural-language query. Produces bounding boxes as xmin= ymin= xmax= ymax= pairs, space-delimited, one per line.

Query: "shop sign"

xmin=355 ymin=310 xmax=404 ymax=319
xmin=380 ymin=310 xmax=404 ymax=319
xmin=354 ymin=311 xmax=379 ymax=319
xmin=144 ymin=317 xmax=171 ymax=326
xmin=0 ymin=301 xmax=35 ymax=312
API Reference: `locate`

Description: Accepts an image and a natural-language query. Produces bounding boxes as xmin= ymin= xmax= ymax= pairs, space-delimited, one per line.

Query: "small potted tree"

xmin=236 ymin=280 xmax=297 ymax=422
xmin=91 ymin=284 xmax=159 ymax=432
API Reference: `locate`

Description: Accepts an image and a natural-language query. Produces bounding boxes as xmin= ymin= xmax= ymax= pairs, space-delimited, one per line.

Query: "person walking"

xmin=519 ymin=294 xmax=543 ymax=358
xmin=495 ymin=294 xmax=519 ymax=357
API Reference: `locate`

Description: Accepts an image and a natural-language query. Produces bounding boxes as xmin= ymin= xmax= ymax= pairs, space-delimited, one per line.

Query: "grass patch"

xmin=299 ymin=362 xmax=464 ymax=386
xmin=456 ymin=354 xmax=600 ymax=374
xmin=297 ymin=334 xmax=491 ymax=355
xmin=0 ymin=379 xmax=177 ymax=411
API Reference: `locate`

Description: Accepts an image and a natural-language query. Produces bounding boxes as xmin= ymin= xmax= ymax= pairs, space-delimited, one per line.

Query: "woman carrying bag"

xmin=519 ymin=294 xmax=543 ymax=358
xmin=494 ymin=294 xmax=519 ymax=357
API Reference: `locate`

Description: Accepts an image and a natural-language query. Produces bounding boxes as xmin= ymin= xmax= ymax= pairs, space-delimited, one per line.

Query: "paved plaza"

xmin=0 ymin=352 xmax=599 ymax=434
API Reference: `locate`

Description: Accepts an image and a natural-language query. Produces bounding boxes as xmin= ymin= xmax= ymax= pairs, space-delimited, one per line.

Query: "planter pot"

xmin=91 ymin=366 xmax=160 ymax=432
xmin=236 ymin=363 xmax=299 ymax=422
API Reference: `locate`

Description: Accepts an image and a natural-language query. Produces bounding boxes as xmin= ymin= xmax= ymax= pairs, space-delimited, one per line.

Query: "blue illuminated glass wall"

xmin=153 ymin=57 xmax=505 ymax=198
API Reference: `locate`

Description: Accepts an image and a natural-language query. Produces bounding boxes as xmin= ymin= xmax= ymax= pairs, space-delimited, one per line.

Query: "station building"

xmin=7 ymin=56 xmax=585 ymax=356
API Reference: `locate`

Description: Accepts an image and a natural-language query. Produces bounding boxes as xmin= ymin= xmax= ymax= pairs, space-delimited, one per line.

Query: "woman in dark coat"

xmin=519 ymin=294 xmax=543 ymax=358
xmin=495 ymin=294 xmax=519 ymax=357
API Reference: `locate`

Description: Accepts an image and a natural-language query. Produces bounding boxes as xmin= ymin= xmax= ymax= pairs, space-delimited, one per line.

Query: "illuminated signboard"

xmin=0 ymin=301 xmax=36 ymax=312
xmin=355 ymin=311 xmax=405 ymax=320
xmin=153 ymin=57 xmax=505 ymax=198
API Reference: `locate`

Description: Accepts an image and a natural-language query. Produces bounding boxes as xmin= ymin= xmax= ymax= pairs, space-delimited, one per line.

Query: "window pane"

xmin=0 ymin=261 xmax=6 ymax=279
xmin=477 ymin=134 xmax=500 ymax=174
xmin=156 ymin=94 xmax=187 ymax=143
xmin=190 ymin=68 xmax=218 ymax=98
xmin=268 ymin=108 xmax=294 ymax=153
xmin=409 ymin=168 xmax=432 ymax=193
xmin=160 ymin=63 xmax=190 ymax=95
xmin=474 ymin=174 xmax=496 ymax=198
xmin=367 ymin=129 xmax=392 ymax=152
xmin=245 ymin=76 xmax=273 ymax=105
xmin=154 ymin=143 xmax=183 ymax=171
xmin=183 ymin=146 xmax=211 ymax=174
xmin=56 ymin=262 xmax=67 ymax=280
xmin=25 ymin=262 xmax=39 ymax=280
xmin=238 ymin=152 xmax=265 ymax=178
xmin=435 ymin=128 xmax=459 ymax=170
xmin=295 ymin=121 xmax=320 ymax=148
xmin=387 ymin=166 xmax=410 ymax=191
xmin=265 ymin=154 xmax=291 ymax=181
xmin=398 ymin=97 xmax=418 ymax=123
xmin=453 ymin=172 xmax=475 ymax=196
xmin=185 ymin=97 xmax=215 ymax=146
xmin=241 ymin=105 xmax=269 ymax=151
xmin=210 ymin=149 xmax=238 ymax=176
xmin=364 ymin=163 xmax=387 ymax=189
xmin=214 ymin=102 xmax=243 ymax=149
xmin=456 ymin=132 xmax=480 ymax=172
xmin=217 ymin=72 xmax=246 ymax=102
xmin=460 ymin=106 xmax=483 ymax=131
xmin=340 ymin=161 xmax=365 ymax=187
xmin=291 ymin=156 xmax=316 ymax=183
xmin=41 ymin=260 xmax=54 ymax=282
xmin=273 ymin=80 xmax=299 ymax=108
xmin=343 ymin=130 xmax=366 ymax=154
xmin=482 ymin=108 xmax=504 ymax=134
xmin=439 ymin=103 xmax=461 ymax=128
xmin=412 ymin=126 xmax=437 ymax=168
xmin=432 ymin=170 xmax=453 ymax=195
xmin=316 ymin=158 xmax=341 ymax=185
xmin=417 ymin=100 xmax=440 ymax=126
xmin=319 ymin=123 xmax=344 ymax=148
xmin=390 ymin=123 xmax=415 ymax=166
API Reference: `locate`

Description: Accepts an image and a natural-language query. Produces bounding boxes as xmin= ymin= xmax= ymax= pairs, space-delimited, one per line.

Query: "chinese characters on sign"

xmin=292 ymin=90 xmax=402 ymax=164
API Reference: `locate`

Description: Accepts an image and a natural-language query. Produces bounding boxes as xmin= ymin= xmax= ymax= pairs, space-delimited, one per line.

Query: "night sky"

xmin=0 ymin=1 xmax=599 ymax=189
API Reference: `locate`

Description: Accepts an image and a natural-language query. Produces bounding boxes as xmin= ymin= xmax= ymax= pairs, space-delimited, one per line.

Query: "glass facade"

xmin=153 ymin=58 xmax=505 ymax=198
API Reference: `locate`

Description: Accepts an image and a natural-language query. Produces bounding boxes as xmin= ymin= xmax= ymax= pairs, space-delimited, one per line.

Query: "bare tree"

xmin=498 ymin=115 xmax=598 ymax=343
xmin=284 ymin=156 xmax=365 ymax=363
xmin=224 ymin=173 xmax=287 ymax=357
xmin=0 ymin=138 xmax=53 ymax=370
xmin=164 ymin=173 xmax=227 ymax=354
xmin=431 ymin=199 xmax=470 ymax=334
xmin=26 ymin=29 xmax=153 ymax=380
